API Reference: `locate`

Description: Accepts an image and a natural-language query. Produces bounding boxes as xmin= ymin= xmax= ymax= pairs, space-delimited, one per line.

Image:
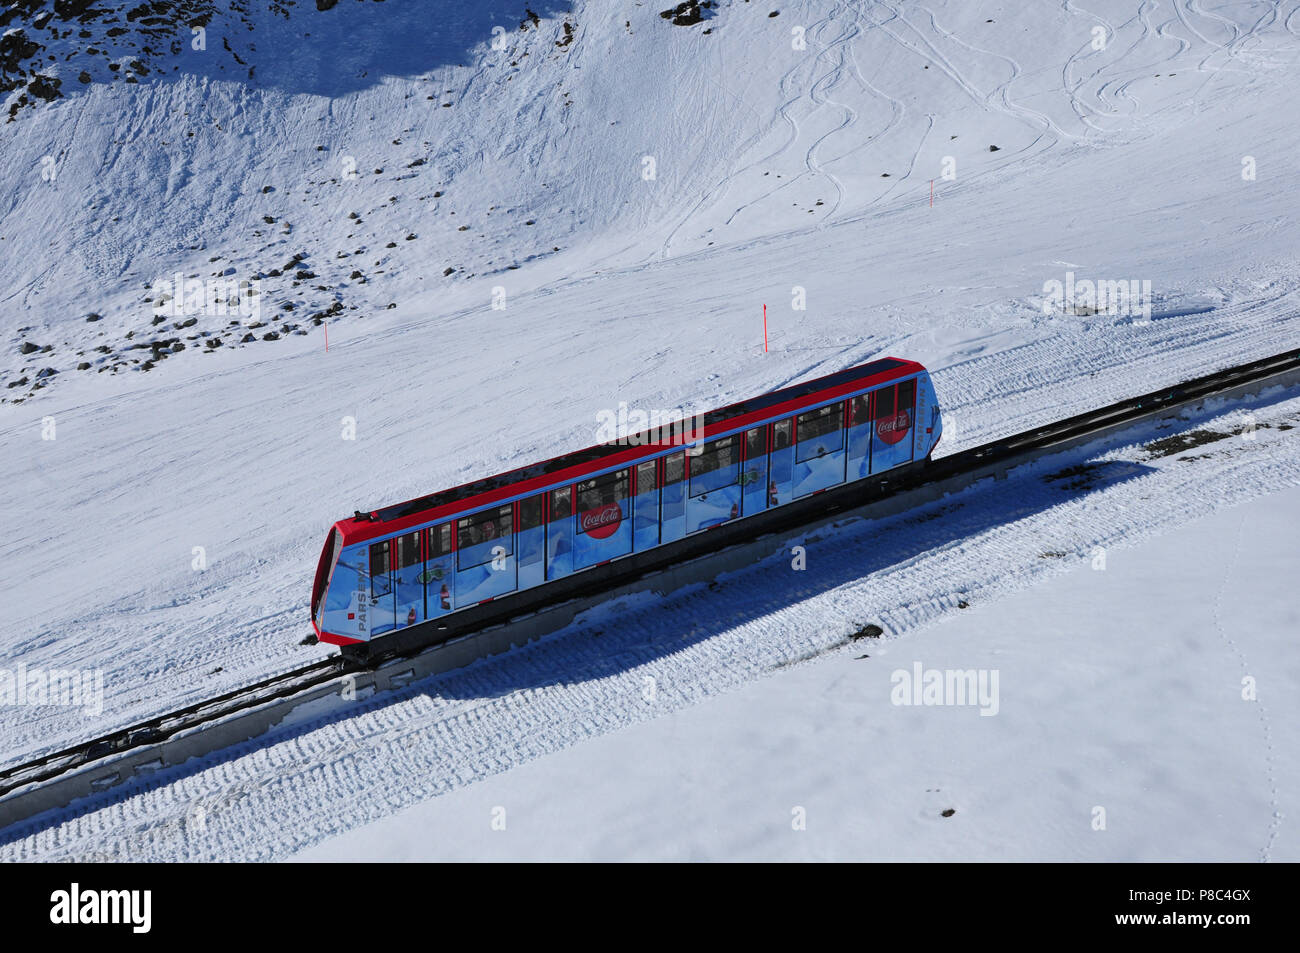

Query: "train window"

xmin=369 ymin=540 xmax=392 ymax=597
xmin=428 ymin=523 xmax=453 ymax=557
xmin=850 ymin=394 xmax=871 ymax=426
xmin=745 ymin=426 xmax=766 ymax=459
xmin=636 ymin=460 xmax=657 ymax=493
xmin=689 ymin=435 xmax=740 ymax=497
xmin=875 ymin=385 xmax=896 ymax=419
xmin=395 ymin=531 xmax=422 ymax=570
xmin=576 ymin=469 xmax=630 ymax=535
xmin=663 ymin=451 xmax=685 ymax=485
xmin=369 ymin=540 xmax=390 ymax=576
xmin=772 ymin=418 xmax=792 ymax=450
xmin=519 ymin=493 xmax=544 ymax=531
xmin=898 ymin=378 xmax=916 ymax=411
xmin=456 ymin=504 xmax=513 ymax=569
xmin=549 ymin=485 xmax=572 ymax=522
xmin=795 ymin=403 xmax=844 ymax=463
xmin=312 ymin=528 xmax=343 ymax=620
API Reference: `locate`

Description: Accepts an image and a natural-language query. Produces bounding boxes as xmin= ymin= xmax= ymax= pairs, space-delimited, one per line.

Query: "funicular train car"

xmin=311 ymin=357 xmax=942 ymax=655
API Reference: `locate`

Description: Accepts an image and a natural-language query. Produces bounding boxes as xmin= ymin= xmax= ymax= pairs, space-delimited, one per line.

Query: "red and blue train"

xmin=311 ymin=357 xmax=942 ymax=656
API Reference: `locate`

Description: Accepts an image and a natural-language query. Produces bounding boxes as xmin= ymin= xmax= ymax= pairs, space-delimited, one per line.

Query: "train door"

xmin=846 ymin=393 xmax=873 ymax=483
xmin=633 ymin=460 xmax=660 ymax=550
xmin=768 ymin=418 xmax=794 ymax=506
xmin=453 ymin=504 xmax=516 ymax=605
xmin=546 ymin=485 xmax=575 ymax=579
xmin=742 ymin=425 xmax=768 ymax=516
xmin=368 ymin=538 xmax=398 ymax=636
xmin=686 ymin=434 xmax=742 ymax=533
xmin=574 ymin=468 xmax=633 ymax=568
xmin=392 ymin=531 xmax=425 ymax=630
xmin=870 ymin=378 xmax=917 ymax=474
xmin=792 ymin=401 xmax=846 ymax=497
xmin=422 ymin=522 xmax=455 ymax=619
xmin=517 ymin=494 xmax=546 ymax=590
xmin=660 ymin=451 xmax=687 ymax=542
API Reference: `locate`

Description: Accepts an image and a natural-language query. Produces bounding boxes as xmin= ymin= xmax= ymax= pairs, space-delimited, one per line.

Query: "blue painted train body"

xmin=312 ymin=358 xmax=942 ymax=647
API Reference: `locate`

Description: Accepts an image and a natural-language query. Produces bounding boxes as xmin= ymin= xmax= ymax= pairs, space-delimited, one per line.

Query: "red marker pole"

xmin=324 ymin=320 xmax=329 ymax=352
xmin=763 ymin=304 xmax=768 ymax=353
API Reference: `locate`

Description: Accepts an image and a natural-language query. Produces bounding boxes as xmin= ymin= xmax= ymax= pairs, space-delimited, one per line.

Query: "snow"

xmin=0 ymin=0 xmax=1298 ymax=859
xmin=5 ymin=387 xmax=1298 ymax=861
xmin=293 ymin=482 xmax=1300 ymax=862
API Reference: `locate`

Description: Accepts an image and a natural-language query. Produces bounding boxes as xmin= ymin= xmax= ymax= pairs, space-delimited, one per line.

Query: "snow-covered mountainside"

xmin=1 ymin=0 xmax=1297 ymax=858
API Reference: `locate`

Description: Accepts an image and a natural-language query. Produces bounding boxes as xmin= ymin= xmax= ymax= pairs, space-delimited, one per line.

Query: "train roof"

xmin=336 ymin=356 xmax=924 ymax=544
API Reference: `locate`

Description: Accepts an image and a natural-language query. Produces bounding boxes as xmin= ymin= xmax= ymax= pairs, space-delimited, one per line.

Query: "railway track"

xmin=2 ymin=346 xmax=1298 ymax=824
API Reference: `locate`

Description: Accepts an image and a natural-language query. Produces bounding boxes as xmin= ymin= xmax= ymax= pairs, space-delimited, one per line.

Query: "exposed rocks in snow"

xmin=660 ymin=2 xmax=715 ymax=26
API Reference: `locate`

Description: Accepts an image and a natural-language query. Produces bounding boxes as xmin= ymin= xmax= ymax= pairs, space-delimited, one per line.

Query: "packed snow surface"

xmin=0 ymin=0 xmax=1297 ymax=859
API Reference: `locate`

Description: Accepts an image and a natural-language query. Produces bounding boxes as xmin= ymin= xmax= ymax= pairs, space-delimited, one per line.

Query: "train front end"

xmin=311 ymin=524 xmax=370 ymax=647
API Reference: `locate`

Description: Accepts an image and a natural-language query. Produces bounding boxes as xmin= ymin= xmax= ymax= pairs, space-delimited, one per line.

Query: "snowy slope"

xmin=0 ymin=0 xmax=1298 ymax=854
xmin=5 ymin=381 xmax=1298 ymax=861
xmin=293 ymin=486 xmax=1300 ymax=862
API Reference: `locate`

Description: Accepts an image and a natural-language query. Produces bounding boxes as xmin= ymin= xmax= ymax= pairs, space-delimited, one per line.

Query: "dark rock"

xmin=27 ymin=73 xmax=62 ymax=101
xmin=850 ymin=623 xmax=884 ymax=641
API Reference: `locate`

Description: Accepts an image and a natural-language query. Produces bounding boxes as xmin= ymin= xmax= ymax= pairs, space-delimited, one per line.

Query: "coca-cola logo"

xmin=579 ymin=501 xmax=623 ymax=539
xmin=876 ymin=410 xmax=912 ymax=445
